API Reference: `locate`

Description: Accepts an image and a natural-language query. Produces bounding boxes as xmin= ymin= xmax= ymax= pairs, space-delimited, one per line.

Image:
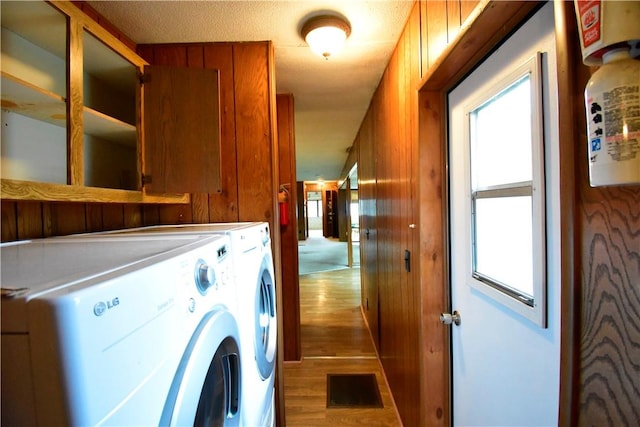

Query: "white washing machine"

xmin=1 ymin=234 xmax=243 ymax=426
xmin=84 ymin=223 xmax=278 ymax=427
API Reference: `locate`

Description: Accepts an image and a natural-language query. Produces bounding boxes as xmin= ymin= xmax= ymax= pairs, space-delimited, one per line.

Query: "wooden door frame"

xmin=416 ymin=1 xmax=549 ymax=424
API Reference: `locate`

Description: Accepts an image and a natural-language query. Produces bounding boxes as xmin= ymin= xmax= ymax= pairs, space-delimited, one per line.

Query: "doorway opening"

xmin=298 ymin=169 xmax=360 ymax=275
xmin=299 ymin=181 xmax=347 ymax=275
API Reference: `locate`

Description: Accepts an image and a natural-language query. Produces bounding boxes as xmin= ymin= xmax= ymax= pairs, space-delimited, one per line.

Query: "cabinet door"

xmin=143 ymin=65 xmax=222 ymax=194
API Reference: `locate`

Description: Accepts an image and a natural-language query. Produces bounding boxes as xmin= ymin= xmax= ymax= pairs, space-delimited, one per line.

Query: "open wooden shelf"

xmin=1 ymin=178 xmax=189 ymax=204
xmin=1 ymin=71 xmax=66 ymax=126
xmin=2 ymin=71 xmax=137 ymax=146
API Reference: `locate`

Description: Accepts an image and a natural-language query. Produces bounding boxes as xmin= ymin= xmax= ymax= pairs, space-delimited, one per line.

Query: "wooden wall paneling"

xmin=375 ymin=69 xmax=389 ymax=357
xmin=233 ymin=42 xmax=275 ymax=224
xmin=390 ymin=23 xmax=407 ymax=421
xmin=48 ymin=203 xmax=86 ymax=236
xmin=579 ymin=186 xmax=640 ymax=425
xmin=157 ymin=203 xmax=193 ymax=225
xmin=555 ymin=1 xmax=581 ymax=423
xmin=405 ymin=24 xmax=424 ymax=427
xmin=142 ymin=204 xmax=161 ymax=226
xmin=123 ymin=204 xmax=143 ymax=229
xmin=420 ymin=2 xmax=428 ymax=78
xmin=190 ymin=194 xmax=210 ymax=223
xmin=377 ymin=37 xmax=423 ymax=426
xmin=397 ymin=24 xmax=422 ymax=427
xmin=149 ymin=44 xmax=187 ymax=67
xmin=137 ymin=45 xmax=155 ymax=65
xmin=407 ymin=4 xmax=427 ymax=424
xmin=15 ymin=202 xmax=43 ymax=240
xmin=447 ymin=0 xmax=461 ymax=42
xmin=425 ymin=1 xmax=448 ymax=70
xmin=1 ymin=201 xmax=18 ymax=241
xmin=204 ymin=43 xmax=239 ymax=223
xmin=42 ymin=203 xmax=53 ymax=237
xmin=564 ymin=2 xmax=640 ymax=420
xmin=552 ymin=2 xmax=640 ymax=423
xmin=418 ymin=89 xmax=448 ymax=426
xmin=357 ymin=110 xmax=376 ymax=348
xmin=85 ymin=204 xmax=104 ymax=232
xmin=101 ymin=204 xmax=126 ymax=231
xmin=449 ymin=1 xmax=482 ymax=39
xmin=186 ymin=45 xmax=212 ymax=223
xmin=460 ymin=1 xmax=480 ymax=24
xmin=276 ymin=94 xmax=301 ymax=362
xmin=374 ymin=67 xmax=390 ymax=370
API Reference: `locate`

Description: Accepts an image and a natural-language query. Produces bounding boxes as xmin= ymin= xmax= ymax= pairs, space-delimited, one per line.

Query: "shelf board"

xmin=1 ymin=178 xmax=189 ymax=204
xmin=1 ymin=71 xmax=66 ymax=127
xmin=2 ymin=71 xmax=137 ymax=146
xmin=84 ymin=106 xmax=137 ymax=146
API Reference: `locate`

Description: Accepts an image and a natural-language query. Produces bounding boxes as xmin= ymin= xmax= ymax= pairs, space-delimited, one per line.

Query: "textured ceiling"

xmin=88 ymin=0 xmax=414 ymax=182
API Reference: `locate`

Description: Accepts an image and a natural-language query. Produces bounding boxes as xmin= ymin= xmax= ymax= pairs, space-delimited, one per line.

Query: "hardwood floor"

xmin=283 ymin=268 xmax=402 ymax=426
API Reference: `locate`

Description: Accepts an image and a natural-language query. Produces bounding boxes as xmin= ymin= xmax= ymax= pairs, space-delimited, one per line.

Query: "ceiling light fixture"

xmin=301 ymin=15 xmax=351 ymax=59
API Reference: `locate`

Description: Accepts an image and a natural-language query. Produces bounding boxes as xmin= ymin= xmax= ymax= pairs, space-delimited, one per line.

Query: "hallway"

xmin=283 ymin=238 xmax=401 ymax=426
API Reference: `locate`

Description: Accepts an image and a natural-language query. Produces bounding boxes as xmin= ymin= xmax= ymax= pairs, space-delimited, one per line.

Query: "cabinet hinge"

xmin=139 ymin=73 xmax=150 ymax=85
xmin=142 ymin=174 xmax=152 ymax=186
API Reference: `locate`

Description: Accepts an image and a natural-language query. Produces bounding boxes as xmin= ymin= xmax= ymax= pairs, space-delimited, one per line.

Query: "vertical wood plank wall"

xmin=356 ymin=102 xmax=380 ymax=350
xmin=554 ymin=3 xmax=640 ymax=425
xmin=350 ymin=2 xmax=480 ymax=425
xmin=352 ymin=0 xmax=640 ymax=425
xmin=277 ymin=94 xmax=301 ymax=362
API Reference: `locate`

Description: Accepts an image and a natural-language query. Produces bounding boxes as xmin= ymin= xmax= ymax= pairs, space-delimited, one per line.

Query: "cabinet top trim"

xmin=49 ymin=1 xmax=148 ymax=68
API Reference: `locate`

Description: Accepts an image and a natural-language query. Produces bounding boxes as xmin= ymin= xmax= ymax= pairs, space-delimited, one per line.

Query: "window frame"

xmin=464 ymin=53 xmax=547 ymax=327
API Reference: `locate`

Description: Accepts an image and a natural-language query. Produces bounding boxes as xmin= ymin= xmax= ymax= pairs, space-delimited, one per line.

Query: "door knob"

xmin=440 ymin=310 xmax=461 ymax=326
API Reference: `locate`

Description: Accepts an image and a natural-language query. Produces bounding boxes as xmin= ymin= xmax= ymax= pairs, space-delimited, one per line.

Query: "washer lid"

xmin=91 ymin=222 xmax=262 ymax=235
xmin=0 ymin=234 xmax=221 ymax=300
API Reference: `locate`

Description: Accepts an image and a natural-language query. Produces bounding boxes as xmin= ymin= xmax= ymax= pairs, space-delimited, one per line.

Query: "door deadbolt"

xmin=440 ymin=310 xmax=461 ymax=326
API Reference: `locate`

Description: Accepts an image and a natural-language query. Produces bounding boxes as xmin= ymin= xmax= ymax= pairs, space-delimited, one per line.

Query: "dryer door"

xmin=162 ymin=310 xmax=242 ymax=426
xmin=255 ymin=254 xmax=277 ymax=380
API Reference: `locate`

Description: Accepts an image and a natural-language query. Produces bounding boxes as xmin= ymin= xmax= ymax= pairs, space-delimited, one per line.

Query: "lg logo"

xmin=93 ymin=297 xmax=120 ymax=316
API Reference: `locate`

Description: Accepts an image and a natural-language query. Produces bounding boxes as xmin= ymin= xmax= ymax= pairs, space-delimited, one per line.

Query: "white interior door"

xmin=446 ymin=3 xmax=562 ymax=426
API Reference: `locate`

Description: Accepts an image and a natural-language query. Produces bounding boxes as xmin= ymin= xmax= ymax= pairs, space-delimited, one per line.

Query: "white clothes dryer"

xmin=1 ymin=234 xmax=243 ymax=426
xmin=85 ymin=223 xmax=278 ymax=427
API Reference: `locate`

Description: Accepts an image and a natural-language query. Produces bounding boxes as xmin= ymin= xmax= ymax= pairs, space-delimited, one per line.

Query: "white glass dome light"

xmin=302 ymin=15 xmax=351 ymax=59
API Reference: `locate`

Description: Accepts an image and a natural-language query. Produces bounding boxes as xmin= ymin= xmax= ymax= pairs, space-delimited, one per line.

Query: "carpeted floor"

xmin=298 ymin=235 xmax=359 ymax=275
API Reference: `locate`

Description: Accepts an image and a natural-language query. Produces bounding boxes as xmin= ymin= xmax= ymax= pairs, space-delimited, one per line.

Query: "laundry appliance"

xmin=83 ymin=222 xmax=278 ymax=427
xmin=1 ymin=234 xmax=242 ymax=426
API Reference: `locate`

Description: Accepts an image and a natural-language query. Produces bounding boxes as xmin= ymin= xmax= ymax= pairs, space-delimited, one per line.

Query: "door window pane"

xmin=474 ymin=196 xmax=533 ymax=297
xmin=465 ymin=53 xmax=546 ymax=326
xmin=471 ymin=76 xmax=532 ymax=188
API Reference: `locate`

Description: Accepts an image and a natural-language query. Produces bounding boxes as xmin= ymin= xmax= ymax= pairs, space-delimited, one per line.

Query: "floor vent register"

xmin=326 ymin=373 xmax=383 ymax=408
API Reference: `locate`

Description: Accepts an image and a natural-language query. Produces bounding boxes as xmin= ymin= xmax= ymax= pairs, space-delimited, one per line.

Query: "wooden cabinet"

xmin=143 ymin=65 xmax=221 ymax=195
xmin=1 ymin=0 xmax=220 ymax=203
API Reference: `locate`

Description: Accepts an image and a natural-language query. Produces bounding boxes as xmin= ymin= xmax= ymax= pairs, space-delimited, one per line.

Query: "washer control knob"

xmin=195 ymin=260 xmax=217 ymax=294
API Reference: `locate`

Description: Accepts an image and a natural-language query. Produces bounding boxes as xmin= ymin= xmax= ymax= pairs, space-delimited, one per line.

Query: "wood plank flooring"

xmin=283 ymin=268 xmax=402 ymax=426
